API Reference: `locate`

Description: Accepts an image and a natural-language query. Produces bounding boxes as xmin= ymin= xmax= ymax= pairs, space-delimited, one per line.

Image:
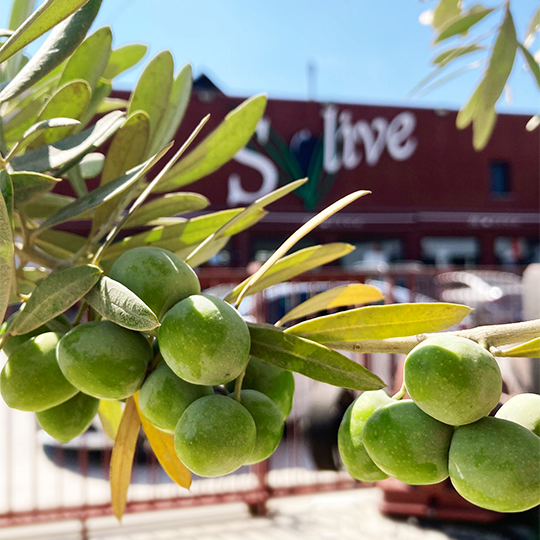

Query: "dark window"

xmin=490 ymin=161 xmax=511 ymax=195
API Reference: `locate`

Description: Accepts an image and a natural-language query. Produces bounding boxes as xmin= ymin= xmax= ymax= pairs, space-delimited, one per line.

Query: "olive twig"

xmin=233 ymin=368 xmax=246 ymax=402
xmin=392 ymin=383 xmax=407 ymax=400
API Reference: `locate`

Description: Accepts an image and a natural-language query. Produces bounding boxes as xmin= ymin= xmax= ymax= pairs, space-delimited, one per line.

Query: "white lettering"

xmin=386 ymin=112 xmax=418 ymax=161
xmin=322 ymin=106 xmax=341 ymax=174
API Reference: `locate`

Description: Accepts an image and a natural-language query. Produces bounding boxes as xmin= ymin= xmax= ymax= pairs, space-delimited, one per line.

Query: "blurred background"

xmin=0 ymin=0 xmax=539 ymax=539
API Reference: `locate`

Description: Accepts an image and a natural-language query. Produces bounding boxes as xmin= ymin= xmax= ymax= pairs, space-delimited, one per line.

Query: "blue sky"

xmin=3 ymin=0 xmax=540 ymax=113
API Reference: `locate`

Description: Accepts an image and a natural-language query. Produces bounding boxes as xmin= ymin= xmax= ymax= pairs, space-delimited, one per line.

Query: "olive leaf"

xmin=0 ymin=190 xmax=15 ymax=324
xmin=103 ymin=43 xmax=147 ymax=80
xmin=85 ymin=276 xmax=160 ymax=332
xmin=248 ymin=323 xmax=385 ymax=391
xmin=517 ymin=43 xmax=540 ymax=89
xmin=225 ymin=243 xmax=355 ymax=304
xmin=110 ymin=397 xmax=140 ymax=522
xmin=276 ymin=284 xmax=385 ymax=327
xmin=34 ymin=228 xmax=87 ymax=260
xmin=0 ymin=0 xmax=102 ymax=102
xmin=11 ymin=171 xmax=61 ymax=208
xmin=0 ymin=170 xmax=14 ymax=225
xmin=156 ymin=94 xmax=267 ymax=192
xmin=25 ymin=192 xmax=76 ymax=219
xmin=133 ymin=394 xmax=191 ymax=488
xmin=9 ymin=264 xmax=102 ymax=336
xmin=497 ymin=338 xmax=540 ymax=358
xmin=434 ymin=5 xmax=495 ymax=44
xmin=286 ymin=303 xmax=472 ymax=344
xmin=98 ymin=400 xmax=123 ymax=441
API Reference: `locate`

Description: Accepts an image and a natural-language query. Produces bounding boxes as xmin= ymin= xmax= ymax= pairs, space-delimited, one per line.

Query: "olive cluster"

xmin=338 ymin=335 xmax=540 ymax=513
xmin=1 ymin=247 xmax=294 ymax=477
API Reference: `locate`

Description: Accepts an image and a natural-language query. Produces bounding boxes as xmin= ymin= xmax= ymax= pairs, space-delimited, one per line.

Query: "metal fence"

xmin=0 ymin=267 xmax=525 ymax=531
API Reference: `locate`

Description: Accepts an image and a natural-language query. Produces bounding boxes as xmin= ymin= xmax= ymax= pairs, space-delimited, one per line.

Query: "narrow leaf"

xmin=78 ymin=77 xmax=111 ymax=127
xmin=0 ymin=0 xmax=91 ymax=64
xmin=156 ymin=94 xmax=267 ymax=192
xmin=124 ymin=192 xmax=210 ymax=228
xmin=58 ymin=26 xmax=112 ymax=91
xmin=525 ymin=7 xmax=540 ymax=47
xmin=148 ymin=63 xmax=192 ymax=156
xmin=35 ymin=145 xmax=167 ymax=233
xmin=9 ymin=111 xmax=125 ymax=173
xmin=85 ymin=276 xmax=160 ymax=331
xmin=9 ymin=264 xmax=102 ymax=335
xmin=79 ymin=152 xmax=104 ymax=178
xmin=249 ymin=323 xmax=385 ymax=391
xmin=133 ymin=394 xmax=191 ymax=488
xmin=235 ymin=190 xmax=369 ymax=306
xmin=103 ymin=43 xmax=147 ymax=80
xmin=98 ymin=400 xmax=123 ymax=441
xmin=110 ymin=397 xmax=140 ymax=522
xmin=10 ymin=171 xmax=60 ymax=208
xmin=498 ymin=338 xmax=540 ymax=358
xmin=25 ymin=192 xmax=76 ymax=219
xmin=0 ymin=191 xmax=14 ymax=323
xmin=434 ymin=5 xmax=495 ymax=44
xmin=34 ymin=228 xmax=86 ymax=260
xmin=128 ymin=51 xmax=174 ymax=145
xmin=0 ymin=0 xmax=102 ymax=102
xmin=225 ymin=243 xmax=355 ymax=304
xmin=518 ymin=43 xmax=540 ymax=89
xmin=472 ymin=104 xmax=497 ymax=151
xmin=276 ymin=284 xmax=385 ymax=326
xmin=286 ymin=303 xmax=472 ymax=344
xmin=432 ymin=0 xmax=461 ymax=30
xmin=0 ymin=170 xmax=14 ymax=225
xmin=432 ymin=44 xmax=484 ymax=66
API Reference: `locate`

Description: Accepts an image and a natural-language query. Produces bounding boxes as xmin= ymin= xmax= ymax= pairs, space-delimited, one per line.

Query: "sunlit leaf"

xmin=276 ymin=284 xmax=385 ymax=326
xmin=110 ymin=397 xmax=140 ymax=522
xmin=128 ymin=51 xmax=174 ymax=145
xmin=103 ymin=43 xmax=147 ymax=80
xmin=432 ymin=0 xmax=461 ymax=30
xmin=434 ymin=5 xmax=495 ymax=44
xmin=9 ymin=264 xmax=102 ymax=335
xmin=518 ymin=43 xmax=540 ymax=89
xmin=79 ymin=152 xmax=104 ymax=178
xmin=497 ymin=338 xmax=540 ymax=358
xmin=78 ymin=77 xmax=112 ymax=127
xmin=432 ymin=44 xmax=483 ymax=66
xmin=85 ymin=276 xmax=160 ymax=331
xmin=225 ymin=243 xmax=355 ymax=304
xmin=525 ymin=6 xmax=540 ymax=47
xmin=133 ymin=394 xmax=191 ymax=488
xmin=472 ymin=103 xmax=497 ymax=151
xmin=0 ymin=170 xmax=14 ymax=226
xmin=248 ymin=323 xmax=385 ymax=391
xmin=125 ymin=192 xmax=209 ymax=228
xmin=10 ymin=171 xmax=60 ymax=208
xmin=98 ymin=400 xmax=123 ymax=441
xmin=234 ymin=190 xmax=369 ymax=305
xmin=0 ymin=0 xmax=102 ymax=102
xmin=24 ymin=192 xmax=75 ymax=219
xmin=286 ymin=303 xmax=472 ymax=344
xmin=0 ymin=191 xmax=14 ymax=323
xmin=9 ymin=111 xmax=125 ymax=173
xmin=156 ymin=94 xmax=267 ymax=192
xmin=58 ymin=26 xmax=112 ymax=91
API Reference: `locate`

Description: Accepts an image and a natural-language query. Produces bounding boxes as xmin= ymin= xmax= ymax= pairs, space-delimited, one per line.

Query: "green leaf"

xmin=456 ymin=85 xmax=481 ymax=129
xmin=9 ymin=110 xmax=125 ymax=173
xmin=92 ymin=111 xmax=150 ymax=234
xmin=6 ymin=0 xmax=35 ymax=78
xmin=432 ymin=44 xmax=484 ymax=66
xmin=0 ymin=0 xmax=91 ymax=64
xmin=148 ymin=63 xmax=192 ymax=156
xmin=97 ymin=97 xmax=128 ymax=114
xmin=276 ymin=284 xmax=385 ymax=326
xmin=0 ymin=190 xmax=15 ymax=323
xmin=7 ymin=117 xmax=81 ymax=158
xmin=0 ymin=170 xmax=14 ymax=225
xmin=85 ymin=275 xmax=159 ymax=331
xmin=518 ymin=43 xmax=540 ymax=89
xmin=156 ymin=94 xmax=267 ymax=192
xmin=3 ymin=98 xmax=44 ymax=143
xmin=35 ymin=147 xmax=166 ymax=233
xmin=434 ymin=5 xmax=495 ymax=44
xmin=78 ymin=77 xmax=111 ymax=127
xmin=525 ymin=7 xmax=540 ymax=47
xmin=9 ymin=264 xmax=102 ymax=336
xmin=225 ymin=243 xmax=355 ymax=304
xmin=24 ymin=192 xmax=75 ymax=219
xmin=103 ymin=43 xmax=147 ymax=80
xmin=128 ymin=51 xmax=174 ymax=145
xmin=124 ymin=192 xmax=209 ymax=228
xmin=58 ymin=26 xmax=112 ymax=91
xmin=498 ymin=338 xmax=540 ymax=358
xmin=102 ymin=208 xmax=245 ymax=261
xmin=79 ymin=152 xmax=104 ymax=178
xmin=0 ymin=0 xmax=102 ymax=102
xmin=472 ymin=104 xmax=497 ymax=151
xmin=34 ymin=228 xmax=87 ymax=258
xmin=10 ymin=171 xmax=60 ymax=208
xmin=432 ymin=0 xmax=461 ymax=30
xmin=286 ymin=303 xmax=472 ymax=344
xmin=28 ymin=80 xmax=91 ymax=148
xmin=248 ymin=323 xmax=385 ymax=391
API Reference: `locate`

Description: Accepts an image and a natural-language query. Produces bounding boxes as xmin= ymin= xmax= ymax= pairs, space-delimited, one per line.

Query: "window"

xmin=421 ymin=237 xmax=480 ymax=267
xmin=495 ymin=237 xmax=540 ymax=266
xmin=341 ymin=239 xmax=403 ymax=270
xmin=490 ymin=161 xmax=511 ymax=196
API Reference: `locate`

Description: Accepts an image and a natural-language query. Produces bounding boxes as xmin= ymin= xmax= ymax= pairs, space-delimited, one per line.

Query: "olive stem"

xmin=392 ymin=383 xmax=407 ymax=400
xmin=73 ymin=301 xmax=87 ymax=326
xmin=233 ymin=368 xmax=246 ymax=402
xmin=326 ymin=319 xmax=540 ymax=355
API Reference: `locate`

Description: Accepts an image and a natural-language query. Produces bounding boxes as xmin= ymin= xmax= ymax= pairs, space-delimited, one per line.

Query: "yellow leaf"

xmin=235 ymin=190 xmax=370 ymax=306
xmin=498 ymin=338 xmax=540 ymax=358
xmin=98 ymin=400 xmax=123 ymax=441
xmin=133 ymin=394 xmax=192 ymax=489
xmin=110 ymin=397 xmax=140 ymax=522
xmin=286 ymin=303 xmax=472 ymax=344
xmin=276 ymin=284 xmax=384 ymax=326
